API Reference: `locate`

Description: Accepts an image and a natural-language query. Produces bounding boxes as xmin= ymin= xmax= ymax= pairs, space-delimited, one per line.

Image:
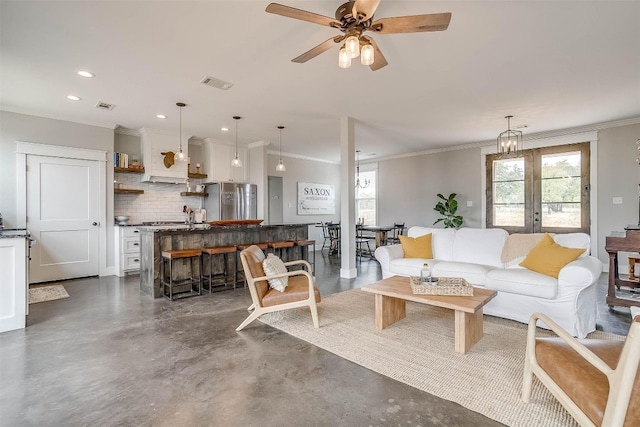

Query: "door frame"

xmin=15 ymin=142 xmax=109 ymax=276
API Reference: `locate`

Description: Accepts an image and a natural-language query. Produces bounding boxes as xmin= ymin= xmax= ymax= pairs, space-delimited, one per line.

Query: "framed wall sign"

xmin=297 ymin=182 xmax=335 ymax=215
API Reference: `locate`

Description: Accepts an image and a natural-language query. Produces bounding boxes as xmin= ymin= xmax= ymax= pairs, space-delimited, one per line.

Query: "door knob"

xmin=92 ymin=222 xmax=98 ymax=226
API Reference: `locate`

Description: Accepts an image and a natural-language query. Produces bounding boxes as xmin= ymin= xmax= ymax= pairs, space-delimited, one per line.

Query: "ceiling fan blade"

xmin=362 ymin=36 xmax=388 ymax=71
xmin=266 ymin=3 xmax=341 ymax=28
xmin=352 ymin=0 xmax=381 ymax=22
xmin=370 ymin=12 xmax=452 ymax=34
xmin=292 ymin=36 xmax=345 ymax=63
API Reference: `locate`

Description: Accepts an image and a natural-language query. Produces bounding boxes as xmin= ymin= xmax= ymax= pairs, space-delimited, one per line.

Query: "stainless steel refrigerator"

xmin=204 ymin=183 xmax=258 ymax=221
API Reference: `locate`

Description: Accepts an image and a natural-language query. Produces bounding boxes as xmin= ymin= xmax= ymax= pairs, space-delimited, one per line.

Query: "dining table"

xmin=362 ymin=225 xmax=394 ymax=247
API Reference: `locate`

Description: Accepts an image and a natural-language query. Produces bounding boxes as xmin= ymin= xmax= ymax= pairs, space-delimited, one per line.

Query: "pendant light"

xmin=355 ymin=150 xmax=370 ymax=189
xmin=276 ymin=125 xmax=286 ymax=172
xmin=496 ymin=115 xmax=523 ymax=156
xmin=231 ymin=116 xmax=242 ymax=168
xmin=175 ymin=102 xmax=187 ymax=162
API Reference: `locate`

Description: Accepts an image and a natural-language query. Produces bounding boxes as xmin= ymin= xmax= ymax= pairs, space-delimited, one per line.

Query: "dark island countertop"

xmin=138 ymin=223 xmax=312 ymax=298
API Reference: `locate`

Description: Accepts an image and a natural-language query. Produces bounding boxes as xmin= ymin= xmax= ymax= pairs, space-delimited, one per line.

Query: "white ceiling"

xmin=1 ymin=1 xmax=639 ymax=163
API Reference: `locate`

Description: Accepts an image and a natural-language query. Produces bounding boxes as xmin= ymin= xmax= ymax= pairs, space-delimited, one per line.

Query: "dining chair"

xmin=356 ymin=224 xmax=373 ymax=261
xmin=388 ymin=222 xmax=406 ymax=245
xmin=320 ymin=222 xmax=332 ymax=254
xmin=328 ymin=223 xmax=341 ymax=255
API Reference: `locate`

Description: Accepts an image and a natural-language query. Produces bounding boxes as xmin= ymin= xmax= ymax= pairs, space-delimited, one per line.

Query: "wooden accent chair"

xmin=522 ymin=312 xmax=640 ymax=426
xmin=236 ymin=245 xmax=321 ymax=331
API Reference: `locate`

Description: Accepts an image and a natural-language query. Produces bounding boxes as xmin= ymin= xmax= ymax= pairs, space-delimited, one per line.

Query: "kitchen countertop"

xmin=136 ymin=223 xmax=313 ymax=232
xmin=0 ymin=228 xmax=30 ymax=239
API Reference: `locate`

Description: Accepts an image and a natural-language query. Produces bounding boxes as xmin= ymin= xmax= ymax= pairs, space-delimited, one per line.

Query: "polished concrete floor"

xmin=0 ymin=252 xmax=633 ymax=426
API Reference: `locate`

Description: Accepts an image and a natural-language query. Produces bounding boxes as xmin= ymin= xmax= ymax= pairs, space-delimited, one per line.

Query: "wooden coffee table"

xmin=361 ymin=275 xmax=497 ymax=354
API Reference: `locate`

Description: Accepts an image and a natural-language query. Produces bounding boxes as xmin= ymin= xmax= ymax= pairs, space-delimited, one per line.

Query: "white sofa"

xmin=374 ymin=227 xmax=603 ymax=338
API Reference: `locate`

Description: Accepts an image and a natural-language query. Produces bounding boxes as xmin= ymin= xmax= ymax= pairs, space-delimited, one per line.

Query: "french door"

xmin=486 ymin=142 xmax=590 ymax=234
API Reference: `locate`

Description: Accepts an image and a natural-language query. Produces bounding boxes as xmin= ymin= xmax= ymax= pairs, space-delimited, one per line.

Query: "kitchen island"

xmin=137 ymin=223 xmax=311 ymax=298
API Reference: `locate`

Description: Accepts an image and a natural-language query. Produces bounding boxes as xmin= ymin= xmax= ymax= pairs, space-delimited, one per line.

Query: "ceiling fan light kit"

xmin=266 ymin=0 xmax=451 ymax=71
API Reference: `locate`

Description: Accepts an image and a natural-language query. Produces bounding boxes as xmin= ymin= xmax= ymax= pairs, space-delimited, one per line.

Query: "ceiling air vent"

xmin=200 ymin=76 xmax=233 ymax=90
xmin=95 ymin=101 xmax=115 ymax=110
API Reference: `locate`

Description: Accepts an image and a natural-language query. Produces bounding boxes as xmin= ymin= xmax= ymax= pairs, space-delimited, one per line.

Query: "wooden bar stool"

xmin=294 ymin=239 xmax=316 ymax=274
xmin=201 ymin=245 xmax=237 ymax=292
xmin=236 ymin=243 xmax=269 ymax=287
xmin=161 ymin=249 xmax=202 ymax=301
xmin=268 ymin=241 xmax=295 ymax=261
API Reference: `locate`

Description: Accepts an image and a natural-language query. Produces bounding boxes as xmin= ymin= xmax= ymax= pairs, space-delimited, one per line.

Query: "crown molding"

xmin=1 ymin=105 xmax=117 ymax=130
xmin=362 ymin=116 xmax=640 ymax=164
xmin=248 ymin=140 xmax=269 ymax=148
xmin=114 ymin=127 xmax=140 ymax=136
xmin=267 ymin=150 xmax=340 ymax=165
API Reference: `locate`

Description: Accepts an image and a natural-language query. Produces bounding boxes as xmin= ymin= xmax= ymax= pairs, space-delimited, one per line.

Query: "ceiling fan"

xmin=265 ymin=0 xmax=452 ymax=71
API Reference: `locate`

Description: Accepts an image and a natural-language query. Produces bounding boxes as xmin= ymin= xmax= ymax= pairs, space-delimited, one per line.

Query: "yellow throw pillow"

xmin=519 ymin=233 xmax=585 ymax=278
xmin=399 ymin=234 xmax=433 ymax=259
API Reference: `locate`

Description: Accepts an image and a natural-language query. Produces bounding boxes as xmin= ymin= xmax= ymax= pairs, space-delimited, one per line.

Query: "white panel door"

xmin=27 ymin=155 xmax=100 ymax=283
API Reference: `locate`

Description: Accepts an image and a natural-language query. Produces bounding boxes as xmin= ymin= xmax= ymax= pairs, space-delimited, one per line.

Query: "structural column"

xmin=340 ymin=116 xmax=357 ymax=278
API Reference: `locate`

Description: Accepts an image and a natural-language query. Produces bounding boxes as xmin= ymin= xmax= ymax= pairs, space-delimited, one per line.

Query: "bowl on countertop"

xmin=115 ymin=215 xmax=130 ymax=224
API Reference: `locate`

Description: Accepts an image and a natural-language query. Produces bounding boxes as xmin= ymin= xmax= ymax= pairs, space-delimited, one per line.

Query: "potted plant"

xmin=433 ymin=193 xmax=464 ymax=229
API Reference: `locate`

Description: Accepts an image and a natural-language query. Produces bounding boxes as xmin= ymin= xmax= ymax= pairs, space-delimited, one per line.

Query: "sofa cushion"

xmin=520 ymin=233 xmax=586 ymax=278
xmin=452 ymin=228 xmax=508 ymax=267
xmin=486 ymin=268 xmax=558 ymax=299
xmin=553 ymin=233 xmax=591 ymax=256
xmin=430 ymin=261 xmax=496 ymax=286
xmin=390 ymin=258 xmax=440 ymax=278
xmin=407 ymin=227 xmax=456 ymax=261
xmin=399 ymin=234 xmax=432 ymax=258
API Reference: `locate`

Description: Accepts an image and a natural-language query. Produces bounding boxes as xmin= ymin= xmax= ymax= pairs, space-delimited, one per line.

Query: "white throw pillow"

xmin=262 ymin=254 xmax=289 ymax=292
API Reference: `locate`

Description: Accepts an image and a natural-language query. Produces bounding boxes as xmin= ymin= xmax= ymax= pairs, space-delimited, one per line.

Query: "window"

xmin=486 ymin=142 xmax=590 ymax=234
xmin=356 ymin=169 xmax=376 ymax=224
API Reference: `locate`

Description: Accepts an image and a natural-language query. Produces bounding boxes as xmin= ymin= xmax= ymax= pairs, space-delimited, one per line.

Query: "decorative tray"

xmin=409 ymin=276 xmax=474 ymax=296
xmin=207 ymin=219 xmax=264 ymax=226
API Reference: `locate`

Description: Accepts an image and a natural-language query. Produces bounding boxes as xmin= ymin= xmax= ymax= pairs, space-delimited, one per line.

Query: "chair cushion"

xmin=262 ymin=254 xmax=288 ymax=292
xmin=241 ymin=246 xmax=269 ymax=302
xmin=520 ymin=233 xmax=585 ymax=278
xmin=261 ymin=276 xmax=321 ymax=307
xmin=535 ymin=337 xmax=630 ymax=426
xmin=399 ymin=234 xmax=432 ymax=258
xmin=486 ymin=268 xmax=558 ymax=299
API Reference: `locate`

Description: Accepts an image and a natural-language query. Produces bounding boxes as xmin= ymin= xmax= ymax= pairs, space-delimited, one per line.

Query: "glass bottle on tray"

xmin=420 ymin=263 xmax=432 ymax=284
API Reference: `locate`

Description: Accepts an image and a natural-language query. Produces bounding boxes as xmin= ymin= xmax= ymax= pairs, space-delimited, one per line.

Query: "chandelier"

xmin=496 ymin=115 xmax=523 ymax=156
xmin=338 ymin=31 xmax=374 ymax=69
xmin=231 ymin=116 xmax=242 ymax=168
xmin=355 ymin=150 xmax=370 ymax=189
xmin=175 ymin=102 xmax=187 ymax=162
xmin=276 ymin=125 xmax=286 ymax=172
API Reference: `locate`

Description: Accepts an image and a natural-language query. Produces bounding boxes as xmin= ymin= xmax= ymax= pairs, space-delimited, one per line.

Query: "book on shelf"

xmin=113 ymin=152 xmax=129 ymax=168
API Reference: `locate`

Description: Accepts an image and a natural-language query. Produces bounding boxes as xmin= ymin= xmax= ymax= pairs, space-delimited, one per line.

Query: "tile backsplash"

xmin=114 ymin=173 xmax=207 ymax=224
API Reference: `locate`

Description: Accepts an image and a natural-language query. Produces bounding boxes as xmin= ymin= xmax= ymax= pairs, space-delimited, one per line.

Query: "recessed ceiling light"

xmin=221 ymin=127 xmax=229 ymax=132
xmin=66 ymin=95 xmax=82 ymax=101
xmin=156 ymin=114 xmax=167 ymax=119
xmin=77 ymin=70 xmax=95 ymax=78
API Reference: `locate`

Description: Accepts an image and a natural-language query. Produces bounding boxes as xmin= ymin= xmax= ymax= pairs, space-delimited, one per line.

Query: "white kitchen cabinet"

xmin=202 ymin=139 xmax=246 ymax=183
xmin=114 ymin=226 xmax=141 ymax=276
xmin=140 ymin=128 xmax=188 ymax=183
xmin=0 ymin=236 xmax=28 ymax=333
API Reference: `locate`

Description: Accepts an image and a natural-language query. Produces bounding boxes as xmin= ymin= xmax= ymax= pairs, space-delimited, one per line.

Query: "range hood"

xmin=139 ymin=128 xmax=189 ymax=184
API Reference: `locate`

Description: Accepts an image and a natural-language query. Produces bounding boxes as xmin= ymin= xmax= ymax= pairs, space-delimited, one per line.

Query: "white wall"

xmin=267 ymin=154 xmax=340 ymax=245
xmin=377 ymin=148 xmax=483 ymax=229
xmin=0 ymin=110 xmax=116 ymax=267
xmin=597 ymin=123 xmax=640 ymax=266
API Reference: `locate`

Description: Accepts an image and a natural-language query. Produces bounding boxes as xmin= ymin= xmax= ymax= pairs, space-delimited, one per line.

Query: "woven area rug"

xmin=29 ymin=285 xmax=69 ymax=304
xmin=259 ymin=289 xmax=624 ymax=427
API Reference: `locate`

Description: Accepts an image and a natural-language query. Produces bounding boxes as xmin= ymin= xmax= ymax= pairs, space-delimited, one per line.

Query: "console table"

xmin=605 ymin=226 xmax=640 ymax=309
